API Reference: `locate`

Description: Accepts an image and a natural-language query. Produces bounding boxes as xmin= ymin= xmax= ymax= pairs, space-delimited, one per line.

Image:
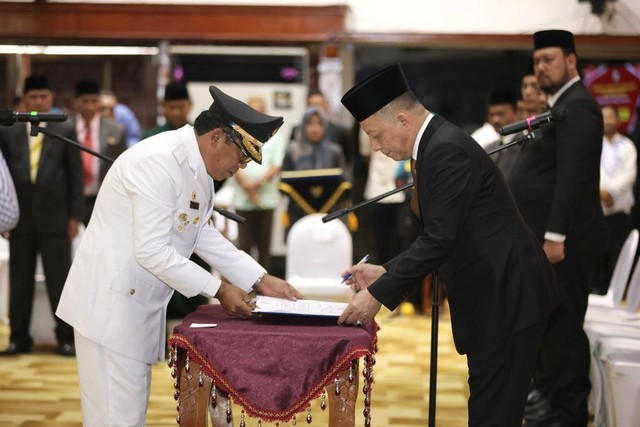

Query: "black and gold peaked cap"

xmin=208 ymin=85 xmax=284 ymax=165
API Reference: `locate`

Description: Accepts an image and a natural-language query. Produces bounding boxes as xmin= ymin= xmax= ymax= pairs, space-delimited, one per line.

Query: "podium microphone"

xmin=0 ymin=110 xmax=68 ymax=126
xmin=499 ymin=106 xmax=567 ymax=136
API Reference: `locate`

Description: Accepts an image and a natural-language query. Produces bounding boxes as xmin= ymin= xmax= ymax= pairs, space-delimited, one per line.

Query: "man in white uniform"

xmin=56 ymin=85 xmax=303 ymax=426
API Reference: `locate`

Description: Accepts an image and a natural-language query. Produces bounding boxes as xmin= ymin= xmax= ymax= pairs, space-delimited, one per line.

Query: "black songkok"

xmin=76 ymin=80 xmax=100 ymax=97
xmin=23 ymin=75 xmax=50 ymax=94
xmin=489 ymin=89 xmax=518 ymax=107
xmin=534 ymin=30 xmax=576 ymax=54
xmin=164 ymin=82 xmax=190 ymax=101
xmin=341 ymin=63 xmax=411 ymax=122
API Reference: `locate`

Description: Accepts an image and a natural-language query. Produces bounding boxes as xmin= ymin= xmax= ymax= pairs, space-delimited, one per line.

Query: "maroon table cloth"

xmin=168 ymin=304 xmax=378 ymax=422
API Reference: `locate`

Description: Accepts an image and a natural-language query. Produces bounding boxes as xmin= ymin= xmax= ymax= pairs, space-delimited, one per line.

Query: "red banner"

xmin=584 ymin=63 xmax=640 ymax=135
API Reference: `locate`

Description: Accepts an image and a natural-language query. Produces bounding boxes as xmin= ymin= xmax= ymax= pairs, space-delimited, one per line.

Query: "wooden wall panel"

xmin=336 ymin=32 xmax=640 ymax=59
xmin=0 ymin=2 xmax=348 ymax=43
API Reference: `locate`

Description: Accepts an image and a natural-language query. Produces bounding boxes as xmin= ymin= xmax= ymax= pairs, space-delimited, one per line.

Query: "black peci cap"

xmin=76 ymin=80 xmax=100 ymax=97
xmin=164 ymin=81 xmax=190 ymax=101
xmin=489 ymin=89 xmax=518 ymax=107
xmin=23 ymin=75 xmax=50 ymax=94
xmin=208 ymin=85 xmax=283 ymax=165
xmin=534 ymin=30 xmax=576 ymax=54
xmin=341 ymin=63 xmax=411 ymax=122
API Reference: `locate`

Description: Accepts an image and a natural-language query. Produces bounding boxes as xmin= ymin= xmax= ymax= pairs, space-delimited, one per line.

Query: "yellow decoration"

xmin=347 ymin=212 xmax=359 ymax=233
xmin=399 ymin=302 xmax=416 ymax=316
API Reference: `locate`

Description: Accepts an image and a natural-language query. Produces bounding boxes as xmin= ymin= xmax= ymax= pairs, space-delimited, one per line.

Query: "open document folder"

xmin=253 ymin=295 xmax=347 ymax=318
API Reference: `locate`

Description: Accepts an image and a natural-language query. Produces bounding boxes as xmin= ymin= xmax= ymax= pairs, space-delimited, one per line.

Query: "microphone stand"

xmin=322 ymin=129 xmax=541 ymax=224
xmin=321 ymin=127 xmax=542 ymax=426
xmin=31 ymin=124 xmax=245 ymax=224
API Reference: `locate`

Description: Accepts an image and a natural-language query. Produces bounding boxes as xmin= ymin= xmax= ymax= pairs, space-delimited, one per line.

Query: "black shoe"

xmin=56 ymin=342 xmax=76 ymax=357
xmin=0 ymin=341 xmax=32 ymax=355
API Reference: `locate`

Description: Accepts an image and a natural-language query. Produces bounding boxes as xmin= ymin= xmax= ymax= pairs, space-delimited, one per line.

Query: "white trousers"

xmin=74 ymin=330 xmax=152 ymax=427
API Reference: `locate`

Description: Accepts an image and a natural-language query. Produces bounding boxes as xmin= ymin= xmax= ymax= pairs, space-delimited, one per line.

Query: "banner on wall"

xmin=583 ymin=63 xmax=640 ymax=135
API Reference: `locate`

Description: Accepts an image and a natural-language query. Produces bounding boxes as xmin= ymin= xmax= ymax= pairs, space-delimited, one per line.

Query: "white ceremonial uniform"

xmin=56 ymin=125 xmax=264 ymax=425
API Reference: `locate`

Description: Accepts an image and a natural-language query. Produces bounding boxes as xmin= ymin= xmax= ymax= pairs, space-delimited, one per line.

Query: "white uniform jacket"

xmin=56 ymin=125 xmax=264 ymax=364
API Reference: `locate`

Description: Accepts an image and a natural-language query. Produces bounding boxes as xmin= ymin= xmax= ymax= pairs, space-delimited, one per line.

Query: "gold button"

xmin=130 ymin=289 xmax=135 ymax=295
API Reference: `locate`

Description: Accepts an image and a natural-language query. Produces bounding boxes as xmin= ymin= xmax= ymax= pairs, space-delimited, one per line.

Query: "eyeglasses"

xmin=224 ymin=130 xmax=252 ymax=164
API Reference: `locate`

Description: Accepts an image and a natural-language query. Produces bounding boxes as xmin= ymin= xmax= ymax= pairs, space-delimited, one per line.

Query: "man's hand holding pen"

xmin=341 ymin=261 xmax=386 ymax=292
xmin=339 ymin=256 xmax=386 ymax=326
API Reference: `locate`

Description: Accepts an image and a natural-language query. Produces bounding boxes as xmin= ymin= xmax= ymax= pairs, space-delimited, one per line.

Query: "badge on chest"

xmin=176 ymin=191 xmax=202 ymax=232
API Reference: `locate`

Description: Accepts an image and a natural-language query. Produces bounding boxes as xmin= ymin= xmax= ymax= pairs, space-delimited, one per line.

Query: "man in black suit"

xmin=509 ymin=30 xmax=606 ymax=426
xmin=0 ymin=75 xmax=84 ymax=356
xmin=482 ymin=89 xmax=521 ymax=179
xmin=70 ymin=80 xmax=127 ymax=225
xmin=337 ymin=64 xmax=567 ymax=426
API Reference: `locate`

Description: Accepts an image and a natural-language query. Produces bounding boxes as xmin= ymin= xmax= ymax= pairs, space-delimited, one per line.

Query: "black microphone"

xmin=0 ymin=110 xmax=68 ymax=126
xmin=499 ymin=106 xmax=568 ymax=136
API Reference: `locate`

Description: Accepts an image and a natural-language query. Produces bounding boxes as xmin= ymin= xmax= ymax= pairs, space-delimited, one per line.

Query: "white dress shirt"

xmin=600 ymin=132 xmax=637 ymax=216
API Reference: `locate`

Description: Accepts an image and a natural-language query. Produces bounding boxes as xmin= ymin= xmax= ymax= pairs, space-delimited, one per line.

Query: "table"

xmin=168 ymin=304 xmax=378 ymax=426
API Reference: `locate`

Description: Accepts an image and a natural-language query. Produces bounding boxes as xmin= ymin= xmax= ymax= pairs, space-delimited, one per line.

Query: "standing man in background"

xmin=141 ymin=81 xmax=193 ymax=140
xmin=71 ymin=80 xmax=127 ymax=225
xmin=482 ymin=89 xmax=520 ymax=178
xmin=518 ymin=64 xmax=548 ymax=119
xmin=0 ymin=75 xmax=83 ymax=356
xmin=598 ymin=105 xmax=636 ymax=295
xmin=509 ymin=30 xmax=607 ymax=427
xmin=100 ymin=90 xmax=142 ymax=149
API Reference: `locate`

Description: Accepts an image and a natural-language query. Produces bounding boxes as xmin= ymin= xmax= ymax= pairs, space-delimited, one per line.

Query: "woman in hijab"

xmin=282 ymin=106 xmax=348 ymax=230
xmin=283 ymin=106 xmax=346 ymax=171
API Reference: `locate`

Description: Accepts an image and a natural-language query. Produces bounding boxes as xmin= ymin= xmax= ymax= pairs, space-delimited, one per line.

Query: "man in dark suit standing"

xmin=509 ymin=30 xmax=606 ymax=426
xmin=70 ymin=80 xmax=127 ymax=225
xmin=482 ymin=89 xmax=521 ymax=179
xmin=0 ymin=75 xmax=83 ymax=356
xmin=337 ymin=64 xmax=567 ymax=426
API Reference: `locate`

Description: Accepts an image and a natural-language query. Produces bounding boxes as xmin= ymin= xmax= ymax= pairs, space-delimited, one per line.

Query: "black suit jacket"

xmin=68 ymin=116 xmax=127 ymax=187
xmin=369 ymin=115 xmax=565 ymax=355
xmin=508 ymin=81 xmax=607 ymax=251
xmin=0 ymin=122 xmax=83 ymax=235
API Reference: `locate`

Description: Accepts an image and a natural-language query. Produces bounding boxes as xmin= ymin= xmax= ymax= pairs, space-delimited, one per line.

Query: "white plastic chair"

xmin=624 ymin=263 xmax=640 ymax=316
xmin=584 ymin=238 xmax=640 ymax=425
xmin=585 ymin=260 xmax=640 ymax=427
xmin=589 ymin=229 xmax=639 ymax=309
xmin=586 ymin=322 xmax=640 ymax=426
xmin=285 ymin=213 xmax=353 ymax=302
xmin=600 ymin=337 xmax=640 ymax=427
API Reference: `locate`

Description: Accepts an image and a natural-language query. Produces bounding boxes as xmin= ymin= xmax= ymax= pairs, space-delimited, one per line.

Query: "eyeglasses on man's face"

xmin=224 ymin=130 xmax=252 ymax=164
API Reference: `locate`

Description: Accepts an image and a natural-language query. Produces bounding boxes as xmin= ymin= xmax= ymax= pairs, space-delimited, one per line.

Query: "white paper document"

xmin=190 ymin=323 xmax=218 ymax=328
xmin=254 ymin=296 xmax=347 ymax=318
